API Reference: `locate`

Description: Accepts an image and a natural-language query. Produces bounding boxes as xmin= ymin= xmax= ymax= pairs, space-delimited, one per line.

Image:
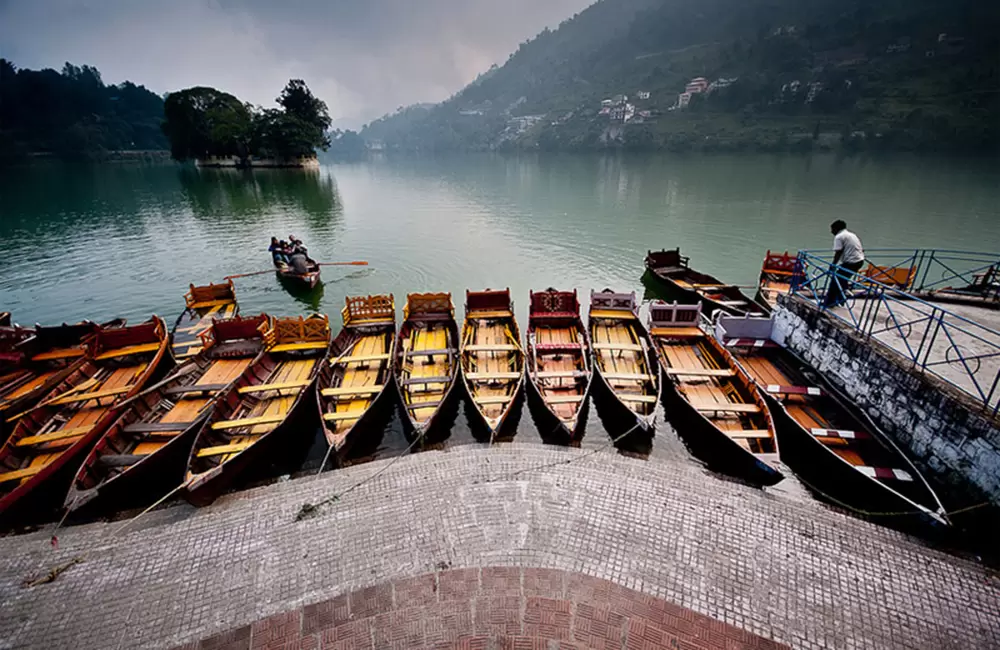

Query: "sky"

xmin=0 ymin=0 xmax=594 ymax=128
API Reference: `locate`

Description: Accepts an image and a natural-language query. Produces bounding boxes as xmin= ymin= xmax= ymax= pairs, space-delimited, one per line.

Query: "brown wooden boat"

xmin=65 ymin=315 xmax=270 ymax=515
xmin=525 ymin=289 xmax=592 ymax=442
xmin=461 ymin=289 xmax=525 ymax=441
xmin=649 ymin=301 xmax=781 ymax=484
xmin=171 ymin=280 xmax=239 ymax=360
xmin=714 ymin=313 xmax=949 ymax=526
xmin=754 ymin=250 xmax=798 ymax=311
xmin=394 ymin=293 xmax=460 ymax=447
xmin=644 ymin=248 xmax=768 ymax=317
xmin=317 ymin=295 xmax=397 ymax=466
xmin=275 ymin=259 xmax=321 ymax=289
xmin=0 ymin=317 xmax=170 ymax=523
xmin=588 ymin=290 xmax=659 ymax=434
xmin=183 ymin=314 xmax=330 ymax=506
xmin=0 ymin=321 xmax=35 ymax=371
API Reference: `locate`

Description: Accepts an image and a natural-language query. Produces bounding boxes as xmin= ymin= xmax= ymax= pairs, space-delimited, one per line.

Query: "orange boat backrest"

xmin=646 ymin=248 xmax=688 ymax=269
xmin=201 ymin=314 xmax=270 ymax=349
xmin=343 ymin=294 xmax=395 ymax=327
xmin=649 ymin=301 xmax=701 ymax=328
xmin=265 ymin=314 xmax=331 ymax=347
xmin=404 ymin=292 xmax=453 ymax=320
xmin=185 ymin=280 xmax=236 ymax=307
xmin=466 ymin=289 xmax=512 ymax=314
xmin=589 ymin=289 xmax=637 ymax=314
xmin=90 ymin=318 xmax=163 ymax=356
xmin=761 ymin=250 xmax=797 ymax=275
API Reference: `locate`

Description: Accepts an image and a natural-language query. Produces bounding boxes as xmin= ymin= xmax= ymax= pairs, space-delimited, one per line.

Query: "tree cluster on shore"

xmin=162 ymin=80 xmax=332 ymax=165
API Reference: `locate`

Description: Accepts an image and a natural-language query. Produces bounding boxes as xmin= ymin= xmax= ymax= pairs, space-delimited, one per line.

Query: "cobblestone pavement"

xmin=0 ymin=443 xmax=997 ymax=650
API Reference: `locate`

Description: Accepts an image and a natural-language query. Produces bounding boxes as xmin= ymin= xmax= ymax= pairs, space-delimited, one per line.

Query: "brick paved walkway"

xmin=0 ymin=443 xmax=997 ymax=650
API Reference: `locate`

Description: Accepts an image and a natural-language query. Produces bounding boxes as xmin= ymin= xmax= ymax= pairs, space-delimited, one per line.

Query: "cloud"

xmin=0 ymin=0 xmax=594 ymax=127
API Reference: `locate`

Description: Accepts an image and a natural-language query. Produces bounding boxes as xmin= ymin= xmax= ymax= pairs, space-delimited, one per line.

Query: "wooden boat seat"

xmin=535 ymin=370 xmax=587 ymax=379
xmin=188 ymin=298 xmax=235 ymax=310
xmin=321 ymin=385 xmax=384 ymax=397
xmin=725 ymin=338 xmax=778 ymax=348
xmin=666 ymin=368 xmax=734 ymax=378
xmin=270 ymin=342 xmax=328 ymax=353
xmin=603 ymin=372 xmax=655 ymax=381
xmin=196 ymin=442 xmax=254 ymax=457
xmin=332 ymin=353 xmax=390 ymax=365
xmin=31 ymin=348 xmax=85 ymax=361
xmin=726 ymin=430 xmax=771 ymax=439
xmin=323 ymin=410 xmax=365 ymax=422
xmin=716 ymin=300 xmax=747 ymax=306
xmin=211 ymin=414 xmax=286 ymax=430
xmin=765 ymin=385 xmax=823 ymax=396
xmin=531 ymin=311 xmax=578 ymax=319
xmin=238 ymin=380 xmax=312 ymax=395
xmin=593 ymin=343 xmax=643 ymax=352
xmin=544 ymin=395 xmax=584 ymax=404
xmin=163 ymin=383 xmax=228 ymax=397
xmin=172 ymin=339 xmax=204 ymax=349
xmin=176 ymin=348 xmax=203 ymax=359
xmin=95 ymin=342 xmax=160 ymax=360
xmin=406 ymin=348 xmax=456 ymax=357
xmin=0 ymin=465 xmax=45 ymax=484
xmin=49 ymin=385 xmax=132 ymax=405
xmin=650 ymin=327 xmax=703 ymax=338
xmin=474 ymin=395 xmax=513 ymax=404
xmin=403 ymin=376 xmax=452 ymax=385
xmin=857 ymin=466 xmax=914 ymax=482
xmin=464 ymin=344 xmax=519 ymax=352
xmin=98 ymin=454 xmax=147 ymax=467
xmin=467 ymin=309 xmax=513 ymax=319
xmin=590 ymin=310 xmax=635 ymax=320
xmin=16 ymin=426 xmax=91 ymax=447
xmin=693 ymin=402 xmax=761 ymax=414
xmin=466 ymin=372 xmax=521 ymax=381
xmin=618 ymin=394 xmax=657 ymax=403
xmin=692 ymin=283 xmax=736 ymax=289
xmin=124 ymin=421 xmax=196 ymax=433
xmin=346 ymin=317 xmax=394 ymax=327
xmin=810 ymin=428 xmax=870 ymax=440
xmin=407 ymin=400 xmax=442 ymax=410
xmin=534 ymin=343 xmax=585 ymax=352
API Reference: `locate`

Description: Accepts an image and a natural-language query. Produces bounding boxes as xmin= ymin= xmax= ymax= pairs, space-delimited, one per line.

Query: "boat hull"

xmin=525 ymin=374 xmax=590 ymax=443
xmin=464 ymin=381 xmax=524 ymax=442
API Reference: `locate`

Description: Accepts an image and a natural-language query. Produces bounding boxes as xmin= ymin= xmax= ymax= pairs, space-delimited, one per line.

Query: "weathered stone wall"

xmin=773 ymin=295 xmax=1000 ymax=506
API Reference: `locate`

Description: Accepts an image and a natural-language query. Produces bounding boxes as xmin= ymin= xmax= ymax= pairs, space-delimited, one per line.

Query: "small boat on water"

xmin=588 ymin=289 xmax=659 ymax=434
xmin=394 ymin=292 xmax=460 ymax=447
xmin=460 ymin=289 xmax=525 ymax=441
xmin=275 ymin=259 xmax=321 ymax=290
xmin=525 ymin=289 xmax=592 ymax=442
xmin=171 ymin=280 xmax=239 ymax=360
xmin=649 ymin=301 xmax=781 ymax=485
xmin=317 ymin=295 xmax=397 ymax=466
xmin=645 ymin=248 xmax=768 ymax=317
xmin=65 ymin=315 xmax=270 ymax=515
xmin=755 ymin=250 xmax=798 ymax=311
xmin=0 ymin=317 xmax=171 ymax=523
xmin=714 ymin=313 xmax=949 ymax=526
xmin=183 ymin=314 xmax=330 ymax=506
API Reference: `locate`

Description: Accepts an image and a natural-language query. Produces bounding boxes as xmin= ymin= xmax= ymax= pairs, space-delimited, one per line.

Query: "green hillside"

xmin=361 ymin=0 xmax=999 ymax=153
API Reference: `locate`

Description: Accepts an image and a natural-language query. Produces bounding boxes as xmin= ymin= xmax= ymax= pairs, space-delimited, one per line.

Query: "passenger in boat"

xmin=289 ymin=249 xmax=310 ymax=274
xmin=269 ymin=237 xmax=287 ymax=265
xmin=288 ymin=234 xmax=307 ymax=256
xmin=824 ymin=219 xmax=866 ymax=308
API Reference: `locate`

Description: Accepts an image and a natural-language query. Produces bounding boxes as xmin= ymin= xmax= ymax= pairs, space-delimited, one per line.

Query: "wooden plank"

xmin=176 ymin=348 xmax=202 ymax=359
xmin=544 ymin=395 xmax=584 ymax=404
xmin=535 ymin=371 xmax=586 ymax=379
xmin=406 ymin=348 xmax=456 ymax=357
xmin=589 ymin=310 xmax=635 ymax=320
xmin=603 ymin=372 xmax=655 ymax=381
xmin=466 ymin=372 xmax=521 ymax=380
xmin=95 ymin=342 xmax=160 ymax=360
xmin=467 ymin=310 xmax=512 ymax=318
xmin=238 ymin=380 xmax=312 ymax=395
xmin=211 ymin=414 xmax=286 ymax=431
xmin=124 ymin=421 xmax=196 ymax=433
xmin=321 ymin=385 xmax=384 ymax=397
xmin=98 ymin=454 xmax=147 ymax=467
xmin=407 ymin=400 xmax=442 ymax=410
xmin=650 ymin=327 xmax=703 ymax=338
xmin=726 ymin=430 xmax=772 ymax=439
xmin=716 ymin=300 xmax=747 ymax=306
xmin=269 ymin=341 xmax=328 ymax=353
xmin=49 ymin=385 xmax=132 ymax=405
xmin=331 ymin=353 xmax=390 ymax=365
xmin=463 ymin=344 xmax=519 ymax=352
xmin=31 ymin=348 xmax=85 ymax=361
xmin=0 ymin=465 xmax=45 ymax=483
xmin=765 ymin=385 xmax=823 ymax=396
xmin=163 ymin=383 xmax=228 ymax=397
xmin=171 ymin=339 xmax=204 ymax=349
xmin=196 ymin=442 xmax=254 ymax=457
xmin=592 ymin=343 xmax=643 ymax=352
xmin=323 ymin=410 xmax=366 ymax=422
xmin=693 ymin=403 xmax=761 ymax=414
xmin=666 ymin=368 xmax=735 ymax=377
xmin=618 ymin=394 xmax=657 ymax=404
xmin=474 ymin=395 xmax=513 ymax=404
xmin=188 ymin=298 xmax=235 ymax=309
xmin=16 ymin=426 xmax=91 ymax=447
xmin=402 ymin=375 xmax=451 ymax=386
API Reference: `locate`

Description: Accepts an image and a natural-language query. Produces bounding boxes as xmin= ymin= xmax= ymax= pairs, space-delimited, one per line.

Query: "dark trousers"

xmin=824 ymin=260 xmax=864 ymax=307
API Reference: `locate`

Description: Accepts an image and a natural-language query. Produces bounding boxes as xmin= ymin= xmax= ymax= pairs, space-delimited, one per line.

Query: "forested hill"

xmin=362 ymin=0 xmax=1000 ymax=153
xmin=0 ymin=60 xmax=167 ymax=161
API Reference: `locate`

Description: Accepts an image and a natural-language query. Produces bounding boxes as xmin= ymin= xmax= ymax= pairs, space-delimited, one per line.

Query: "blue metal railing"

xmin=790 ymin=250 xmax=1000 ymax=414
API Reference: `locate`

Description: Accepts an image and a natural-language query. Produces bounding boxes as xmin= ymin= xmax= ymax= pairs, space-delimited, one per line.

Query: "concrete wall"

xmin=773 ymin=295 xmax=1000 ymax=506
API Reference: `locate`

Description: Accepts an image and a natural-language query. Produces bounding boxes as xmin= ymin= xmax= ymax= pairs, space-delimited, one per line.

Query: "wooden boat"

xmin=0 ymin=321 xmax=35 ymax=371
xmin=394 ymin=292 xmax=460 ymax=447
xmin=0 ymin=312 xmax=9 ymax=327
xmin=184 ymin=314 xmax=330 ymax=506
xmin=755 ymin=250 xmax=798 ymax=311
xmin=714 ymin=313 xmax=949 ymax=526
xmin=65 ymin=315 xmax=270 ymax=515
xmin=649 ymin=301 xmax=781 ymax=485
xmin=525 ymin=289 xmax=592 ymax=442
xmin=275 ymin=258 xmax=321 ymax=290
xmin=171 ymin=280 xmax=239 ymax=360
xmin=0 ymin=317 xmax=170 ymax=523
xmin=0 ymin=320 xmax=126 ymax=444
xmin=644 ymin=248 xmax=768 ymax=317
xmin=317 ymin=295 xmax=397 ymax=466
xmin=460 ymin=289 xmax=525 ymax=441
xmin=588 ymin=290 xmax=659 ymax=434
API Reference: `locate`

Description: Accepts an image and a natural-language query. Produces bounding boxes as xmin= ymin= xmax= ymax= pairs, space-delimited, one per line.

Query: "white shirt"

xmin=833 ymin=229 xmax=865 ymax=265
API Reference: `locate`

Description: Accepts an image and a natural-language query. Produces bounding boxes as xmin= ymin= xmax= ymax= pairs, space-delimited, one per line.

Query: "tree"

xmin=161 ymin=87 xmax=252 ymax=161
xmin=276 ymin=79 xmax=331 ymax=152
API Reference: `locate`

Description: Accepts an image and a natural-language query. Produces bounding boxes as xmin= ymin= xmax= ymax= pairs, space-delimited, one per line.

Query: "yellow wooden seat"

xmin=269 ymin=341 xmax=328 ymax=353
xmin=175 ymin=348 xmax=202 ymax=359
xmin=211 ymin=414 xmax=286 ymax=431
xmin=593 ymin=343 xmax=643 ymax=352
xmin=96 ymin=342 xmax=160 ymax=360
xmin=31 ymin=348 xmax=86 ymax=362
xmin=346 ymin=316 xmax=394 ymax=326
xmin=463 ymin=344 xmax=519 ymax=352
xmin=188 ymin=298 xmax=236 ymax=310
xmin=323 ymin=410 xmax=365 ymax=422
xmin=49 ymin=385 xmax=132 ymax=405
xmin=650 ymin=327 xmax=703 ymax=338
xmin=467 ymin=309 xmax=514 ymax=319
xmin=544 ymin=395 xmax=584 ymax=404
xmin=618 ymin=394 xmax=657 ymax=403
xmin=331 ymin=353 xmax=390 ymax=365
xmin=474 ymin=395 xmax=513 ymax=404
xmin=237 ymin=380 xmax=312 ymax=395
xmin=466 ymin=372 xmax=521 ymax=380
xmin=726 ymin=430 xmax=771 ymax=439
xmin=172 ymin=339 xmax=204 ymax=348
xmin=603 ymin=372 xmax=655 ymax=381
xmin=16 ymin=426 xmax=92 ymax=447
xmin=0 ymin=465 xmax=45 ymax=484
xmin=590 ymin=310 xmax=636 ymax=320
xmin=665 ymin=368 xmax=735 ymax=377
xmin=196 ymin=441 xmax=254 ymax=457
xmin=321 ymin=385 xmax=384 ymax=397
xmin=535 ymin=371 xmax=587 ymax=379
xmin=693 ymin=402 xmax=761 ymax=414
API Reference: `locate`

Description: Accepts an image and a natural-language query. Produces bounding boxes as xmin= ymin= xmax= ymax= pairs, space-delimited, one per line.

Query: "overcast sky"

xmin=0 ymin=0 xmax=594 ymax=127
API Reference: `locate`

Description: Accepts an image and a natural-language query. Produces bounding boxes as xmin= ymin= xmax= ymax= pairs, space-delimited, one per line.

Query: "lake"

xmin=2 ymin=153 xmax=999 ymax=479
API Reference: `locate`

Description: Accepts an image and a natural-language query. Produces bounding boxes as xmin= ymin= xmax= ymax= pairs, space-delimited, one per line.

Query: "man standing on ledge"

xmin=824 ymin=219 xmax=865 ymax=308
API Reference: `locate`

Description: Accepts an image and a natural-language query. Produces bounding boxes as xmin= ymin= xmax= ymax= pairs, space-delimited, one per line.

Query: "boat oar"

xmin=113 ymin=363 xmax=201 ymax=410
xmin=318 ymin=261 xmax=368 ymax=267
xmin=225 ymin=269 xmax=276 ymax=281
